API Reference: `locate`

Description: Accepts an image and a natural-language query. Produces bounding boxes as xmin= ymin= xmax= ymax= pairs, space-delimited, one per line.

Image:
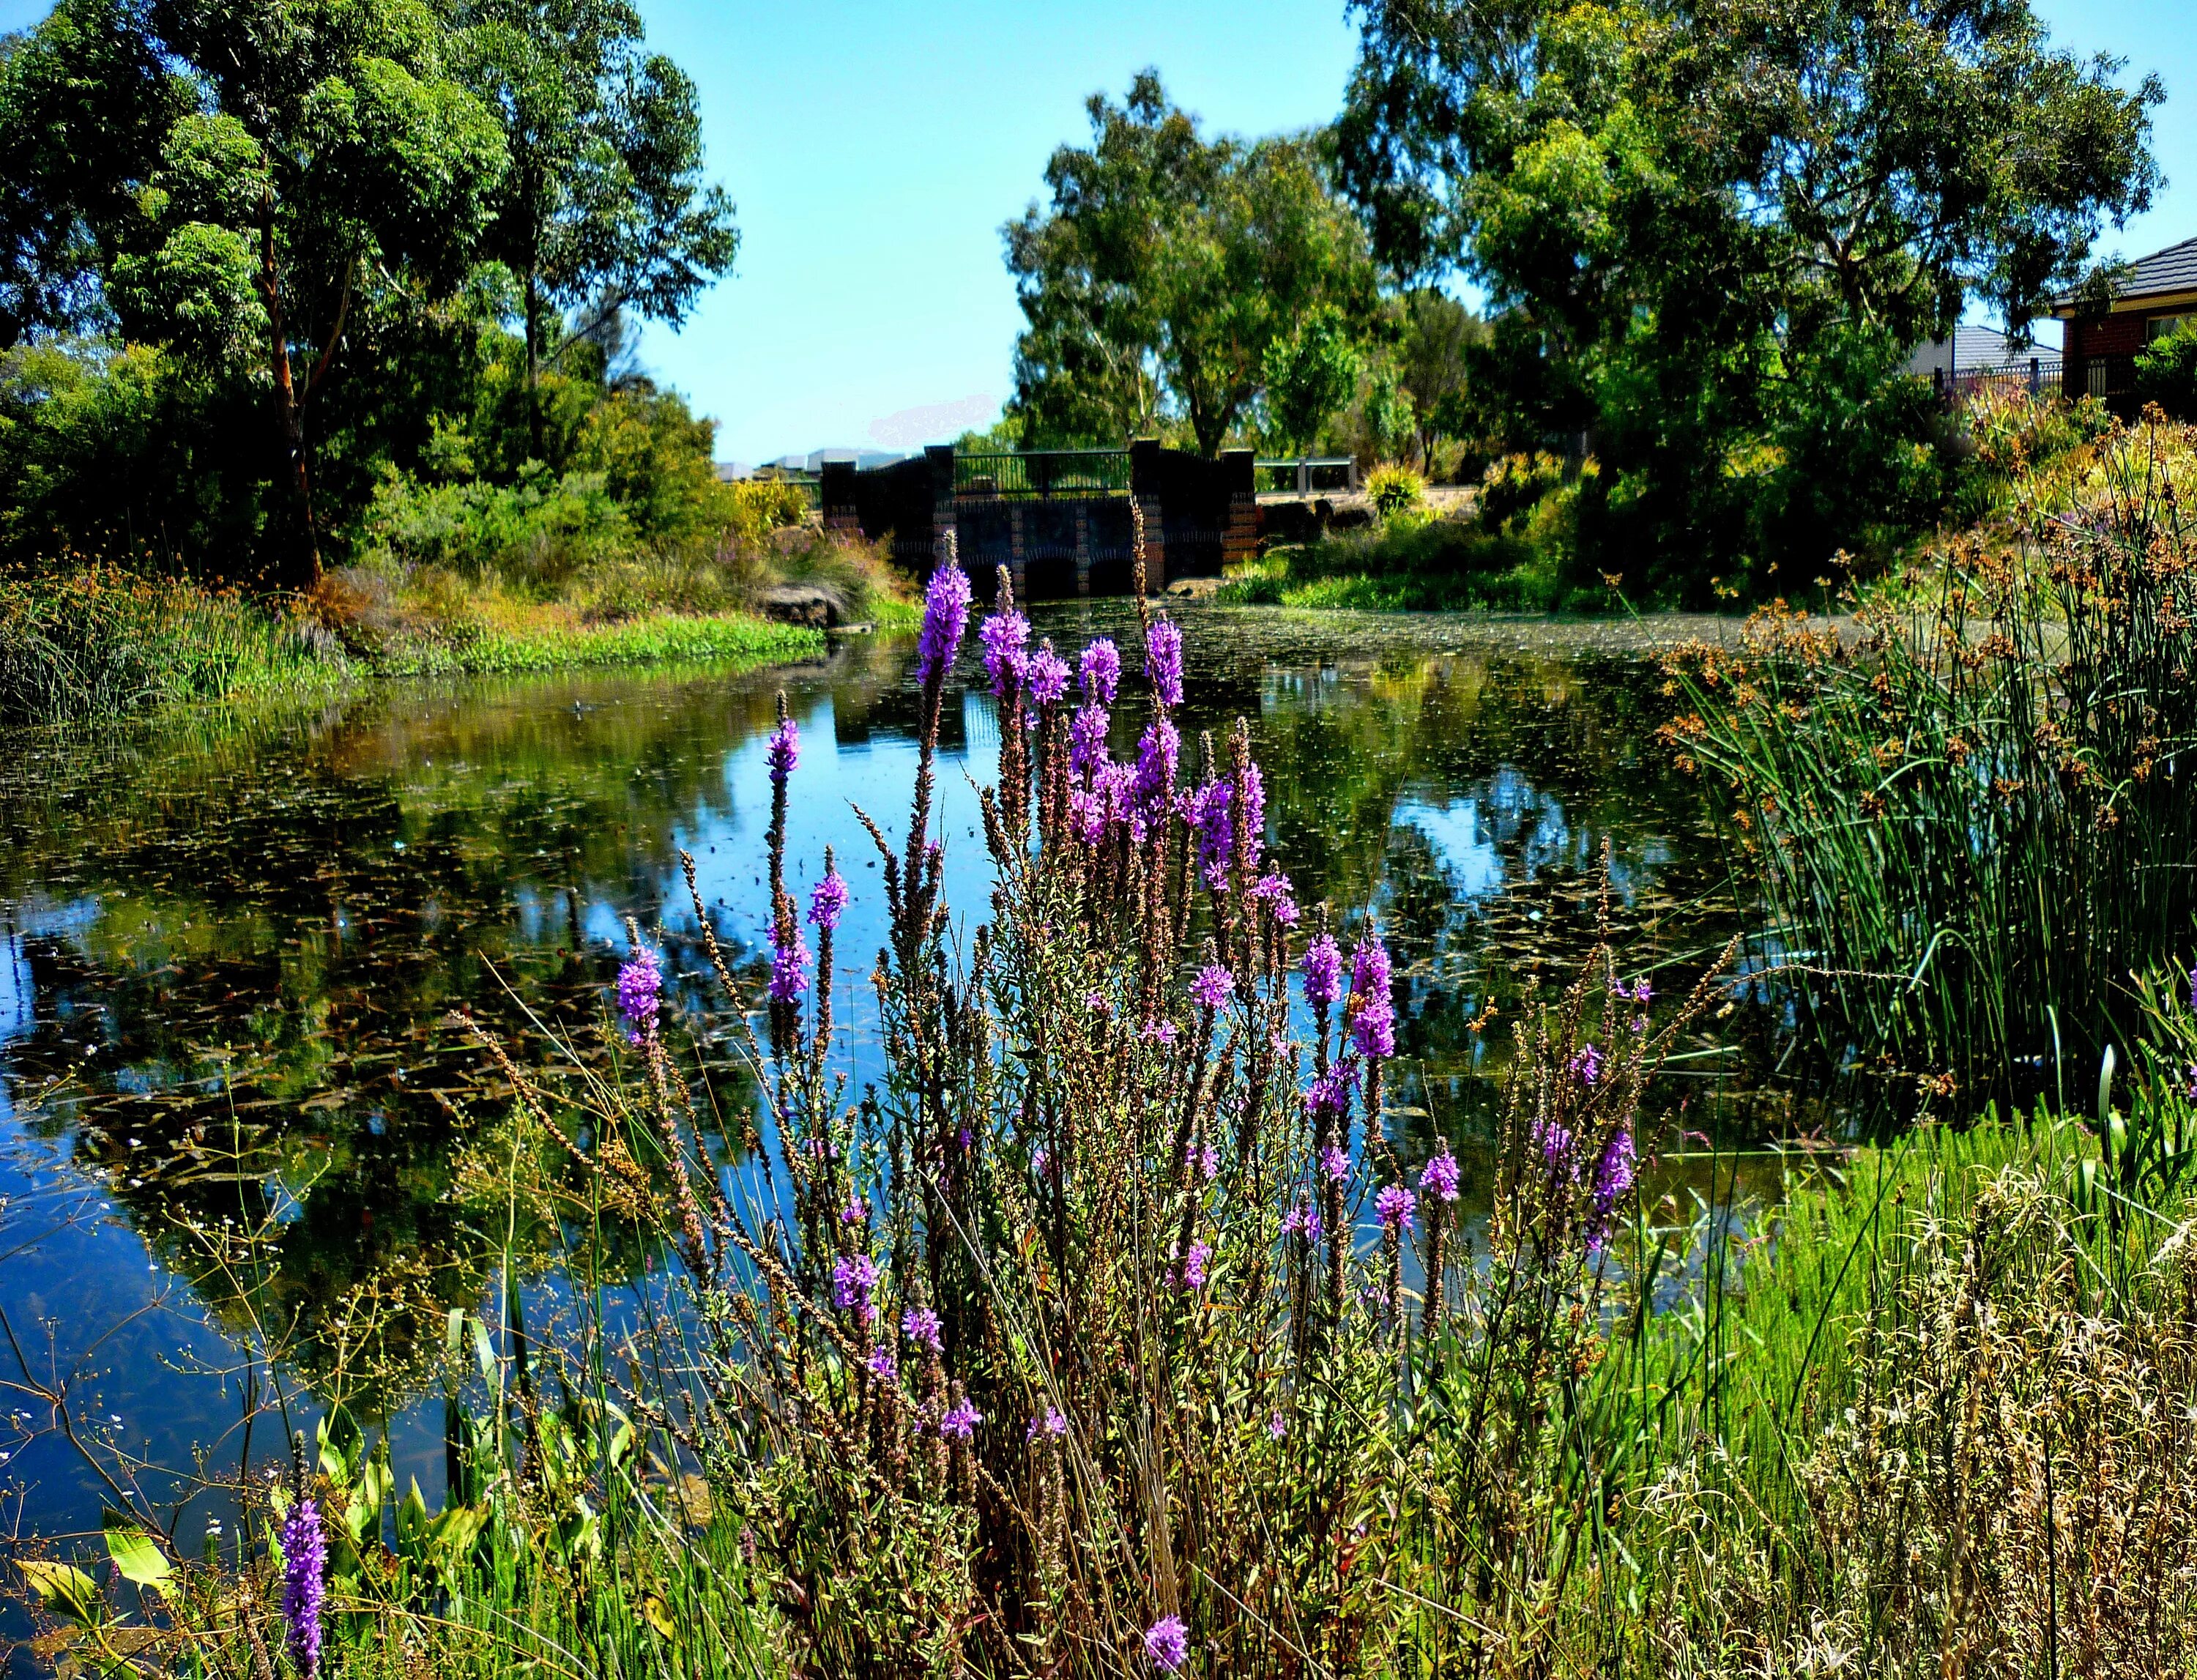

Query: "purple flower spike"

xmin=808 ymin=868 xmax=849 ymax=932
xmin=1568 ymin=1043 xmax=1604 ymax=1086
xmin=1282 ymin=1197 xmax=1323 ymax=1242
xmin=1302 ymin=934 xmax=1343 ymax=1010
xmin=980 ymin=609 xmax=1030 ymax=697
xmin=767 ymin=717 xmax=799 ymax=784
xmin=940 ymin=1397 xmax=982 ymax=1439
xmin=1320 ymin=1144 xmax=1351 ymax=1184
xmin=617 ymin=950 xmax=663 ymax=1043
xmin=1376 ymin=1184 xmax=1416 ymax=1232
xmin=1186 ymin=778 xmax=1234 ymax=888
xmin=280 ymin=1479 xmax=327 ymax=1679
xmin=768 ymin=927 xmax=811 ymax=1003
xmin=1079 ymin=637 xmax=1121 ymax=705
xmin=1236 ymin=759 xmax=1265 ymax=850
xmin=1192 ymin=964 xmax=1234 ymax=1011
xmin=832 ymin=1253 xmax=879 ymax=1323
xmin=902 ymin=1306 xmax=943 ymax=1352
xmin=1145 ymin=1614 xmax=1190 ymax=1672
xmin=1419 ymin=1148 xmax=1461 ymax=1203
xmin=1071 ymin=705 xmax=1112 ymax=776
xmin=1587 ymin=1128 xmax=1637 ymax=1253
xmin=915 ymin=562 xmax=973 ymax=688
xmin=1131 ymin=720 xmax=1180 ymax=819
xmin=1174 ymin=1239 xmax=1212 ymax=1290
xmin=868 ymin=1342 xmax=897 ymax=1380
xmin=1145 ymin=619 xmax=1184 ymax=707
xmin=1027 ymin=642 xmax=1070 ymax=706
xmin=1027 ymin=1406 xmax=1068 ymax=1441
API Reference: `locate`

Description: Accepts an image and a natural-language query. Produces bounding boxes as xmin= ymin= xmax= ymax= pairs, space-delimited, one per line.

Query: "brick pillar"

xmin=1008 ymin=503 xmax=1028 ymax=602
xmin=819 ymin=459 xmax=858 ymax=532
xmin=925 ymin=444 xmax=957 ymax=574
xmin=1220 ymin=449 xmax=1257 ymax=573
xmin=1073 ymin=503 xmax=1091 ymax=596
xmin=1129 ymin=438 xmax=1166 ymax=594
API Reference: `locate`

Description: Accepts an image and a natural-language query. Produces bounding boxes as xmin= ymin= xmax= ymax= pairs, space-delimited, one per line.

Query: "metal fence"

xmin=1254 ymin=456 xmax=1358 ymax=495
xmin=953 ymin=449 xmax=1132 ymax=499
xmin=1933 ymin=359 xmax=2056 ymax=403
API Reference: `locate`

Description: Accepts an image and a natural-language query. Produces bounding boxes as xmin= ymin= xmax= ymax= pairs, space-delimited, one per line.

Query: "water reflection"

xmin=0 ymin=603 xmax=1774 ymax=1540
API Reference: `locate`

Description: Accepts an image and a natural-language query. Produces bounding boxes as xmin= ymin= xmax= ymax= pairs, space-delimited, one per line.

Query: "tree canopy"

xmin=1005 ymin=72 xmax=1377 ymax=456
xmin=1330 ymin=0 xmax=2160 ymax=595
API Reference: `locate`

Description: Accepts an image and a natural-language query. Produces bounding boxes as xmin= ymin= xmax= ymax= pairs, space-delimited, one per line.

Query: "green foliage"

xmin=1394 ymin=288 xmax=1485 ymax=471
xmin=357 ymin=464 xmax=632 ymax=577
xmin=1663 ymin=417 xmax=2197 ymax=1097
xmin=1261 ymin=302 xmax=1362 ymax=453
xmin=1005 ymin=70 xmax=1377 ymax=454
xmin=1221 ymin=516 xmax=1566 ymax=612
xmin=1337 ymin=0 xmax=2163 ymax=593
xmin=2135 ymin=321 xmax=2197 ymax=419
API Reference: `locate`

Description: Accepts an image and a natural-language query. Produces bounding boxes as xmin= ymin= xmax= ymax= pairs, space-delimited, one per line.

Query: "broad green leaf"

xmin=101 ymin=1513 xmax=171 ymax=1589
xmin=20 ymin=1560 xmax=100 ymax=1621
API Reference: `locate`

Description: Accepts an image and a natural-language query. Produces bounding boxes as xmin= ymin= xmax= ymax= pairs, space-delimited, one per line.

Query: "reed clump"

xmin=1662 ymin=411 xmax=2197 ymax=1099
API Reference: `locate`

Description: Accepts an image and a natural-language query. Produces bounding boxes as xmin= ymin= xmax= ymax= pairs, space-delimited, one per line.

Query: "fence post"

xmin=926 ymin=444 xmax=956 ymax=577
xmin=1074 ymin=503 xmax=1091 ymax=597
xmin=2029 ymin=357 xmax=2040 ymax=396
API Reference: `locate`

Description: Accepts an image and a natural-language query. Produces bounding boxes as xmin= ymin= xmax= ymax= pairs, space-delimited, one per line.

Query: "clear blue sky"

xmin=0 ymin=0 xmax=2187 ymax=464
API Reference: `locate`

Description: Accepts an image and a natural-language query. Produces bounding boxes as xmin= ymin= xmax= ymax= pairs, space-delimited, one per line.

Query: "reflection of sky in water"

xmin=1395 ymin=770 xmax=1673 ymax=912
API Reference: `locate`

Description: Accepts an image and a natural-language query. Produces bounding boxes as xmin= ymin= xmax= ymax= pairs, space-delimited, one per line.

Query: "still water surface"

xmin=0 ymin=603 xmax=1782 ymax=1547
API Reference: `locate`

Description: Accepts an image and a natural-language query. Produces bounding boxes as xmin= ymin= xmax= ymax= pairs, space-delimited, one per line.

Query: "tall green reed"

xmin=1662 ymin=414 xmax=2197 ymax=1101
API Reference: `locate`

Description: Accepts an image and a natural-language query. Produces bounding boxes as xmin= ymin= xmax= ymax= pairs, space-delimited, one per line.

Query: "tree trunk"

xmin=261 ymin=215 xmax=321 ymax=592
xmin=524 ymin=207 xmax=543 ymax=463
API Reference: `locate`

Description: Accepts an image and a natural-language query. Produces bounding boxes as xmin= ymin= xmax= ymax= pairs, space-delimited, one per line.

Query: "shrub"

xmin=1364 ymin=462 xmax=1427 ymax=521
xmin=2136 ymin=322 xmax=2197 ymax=420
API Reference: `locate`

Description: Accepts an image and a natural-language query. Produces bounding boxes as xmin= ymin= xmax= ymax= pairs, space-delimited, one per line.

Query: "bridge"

xmin=820 ymin=441 xmax=1356 ymax=601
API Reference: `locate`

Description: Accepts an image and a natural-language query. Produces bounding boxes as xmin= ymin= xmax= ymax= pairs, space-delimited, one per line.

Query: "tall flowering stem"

xmin=280 ymin=1432 xmax=326 ymax=1680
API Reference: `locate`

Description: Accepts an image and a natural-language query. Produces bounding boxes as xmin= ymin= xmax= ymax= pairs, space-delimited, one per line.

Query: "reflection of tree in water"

xmin=0 ymin=644 xmax=916 ymax=1388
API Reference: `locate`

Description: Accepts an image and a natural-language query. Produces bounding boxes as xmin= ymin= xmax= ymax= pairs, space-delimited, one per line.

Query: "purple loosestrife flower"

xmin=1321 ymin=1144 xmax=1352 ymax=1185
xmin=1030 ymin=1143 xmax=1051 ymax=1178
xmin=1027 ymin=1406 xmax=1067 ymax=1442
xmin=1079 ymin=636 xmax=1121 ymax=705
xmin=1302 ymin=934 xmax=1343 ymax=1010
xmin=1351 ymin=993 xmax=1396 ymax=1060
xmin=1348 ymin=931 xmax=1397 ymax=1058
xmin=1070 ymin=705 xmax=1112 ymax=776
xmin=1377 ymin=1184 xmax=1416 ymax=1232
xmin=1027 ymin=643 xmax=1070 ymax=707
xmin=768 ymin=927 xmax=811 ymax=1003
xmin=915 ymin=562 xmax=973 ymax=688
xmin=868 ymin=1342 xmax=897 ymax=1380
xmin=617 ymin=950 xmax=662 ymax=1045
xmin=1185 ymin=778 xmax=1233 ymax=886
xmin=903 ymin=1306 xmax=943 ymax=1352
xmin=1587 ymin=1129 xmax=1637 ymax=1252
xmin=1307 ymin=1061 xmax=1355 ymax=1125
xmin=280 ymin=1479 xmax=327 ymax=1679
xmin=980 ymin=609 xmax=1030 ymax=697
xmin=1145 ymin=1615 xmax=1190 ymax=1672
xmin=1173 ymin=1239 xmax=1212 ymax=1290
xmin=1419 ymin=1148 xmax=1461 ymax=1203
xmin=1251 ymin=868 xmax=1298 ymax=925
xmin=766 ymin=716 xmax=799 ymax=784
xmin=840 ymin=1197 xmax=866 ymax=1225
xmin=1568 ymin=1043 xmax=1605 ymax=1086
xmin=1282 ymin=1197 xmax=1323 ymax=1242
xmin=1534 ymin=1118 xmax=1578 ymax=1183
xmin=1131 ymin=720 xmax=1180 ymax=821
xmin=2188 ymin=963 xmax=2196 ymax=1011
xmin=1145 ymin=620 xmax=1184 ymax=707
xmin=808 ymin=868 xmax=848 ymax=932
xmin=940 ymin=1397 xmax=982 ymax=1439
xmin=832 ymin=1254 xmax=879 ymax=1323
xmin=1192 ymin=964 xmax=1234 ymax=1011
xmin=1142 ymin=1019 xmax=1180 ymax=1047
xmin=1235 ymin=759 xmax=1265 ymax=850
xmin=1198 ymin=1140 xmax=1220 ymax=1181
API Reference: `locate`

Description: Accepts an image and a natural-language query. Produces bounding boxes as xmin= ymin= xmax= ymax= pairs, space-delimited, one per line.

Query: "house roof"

xmin=1903 ymin=323 xmax=2059 ymax=377
xmin=2052 ymin=235 xmax=2197 ymax=314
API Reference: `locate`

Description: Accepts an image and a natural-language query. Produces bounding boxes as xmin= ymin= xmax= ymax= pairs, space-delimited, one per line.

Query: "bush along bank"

xmin=21 ymin=549 xmax=2197 ymax=1676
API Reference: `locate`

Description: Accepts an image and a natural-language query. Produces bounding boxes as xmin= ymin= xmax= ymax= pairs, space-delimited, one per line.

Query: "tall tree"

xmin=38 ymin=0 xmax=513 ymax=583
xmin=1005 ymin=72 xmax=1375 ymax=456
xmin=1394 ymin=288 xmax=1482 ymax=467
xmin=460 ymin=0 xmax=739 ymax=460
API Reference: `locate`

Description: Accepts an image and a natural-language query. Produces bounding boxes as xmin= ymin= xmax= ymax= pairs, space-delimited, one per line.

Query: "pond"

xmin=0 ymin=603 xmax=1799 ymax=1554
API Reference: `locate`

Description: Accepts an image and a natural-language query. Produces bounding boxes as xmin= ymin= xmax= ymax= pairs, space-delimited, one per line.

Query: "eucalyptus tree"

xmin=459 ymin=0 xmax=739 ymax=459
xmin=1005 ymin=72 xmax=1376 ymax=456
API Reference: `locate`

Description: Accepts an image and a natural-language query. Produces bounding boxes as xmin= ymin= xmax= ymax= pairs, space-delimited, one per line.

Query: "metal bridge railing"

xmin=954 ymin=450 xmax=1132 ymax=499
xmin=1254 ymin=456 xmax=1358 ymax=496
